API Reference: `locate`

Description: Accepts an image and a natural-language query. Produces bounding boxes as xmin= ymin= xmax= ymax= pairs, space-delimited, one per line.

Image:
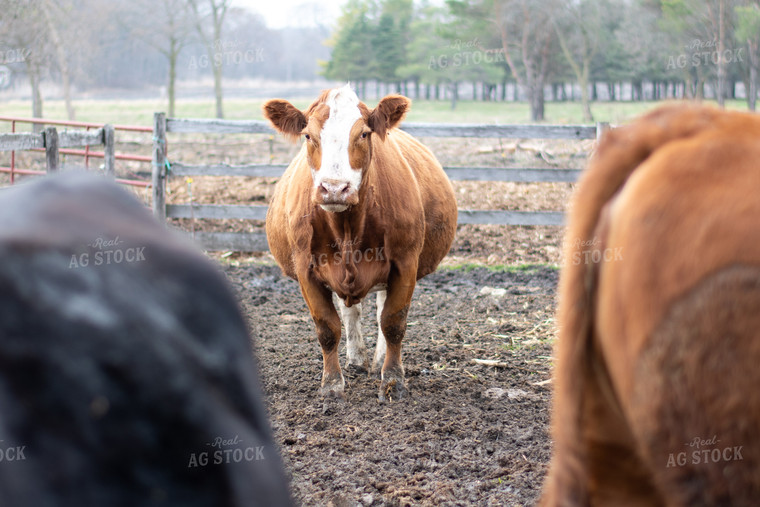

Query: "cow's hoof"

xmin=319 ymin=383 xmax=346 ymax=401
xmin=378 ymin=377 xmax=408 ymax=403
xmin=320 ymin=372 xmax=345 ymax=400
xmin=320 ymin=375 xmax=346 ymax=414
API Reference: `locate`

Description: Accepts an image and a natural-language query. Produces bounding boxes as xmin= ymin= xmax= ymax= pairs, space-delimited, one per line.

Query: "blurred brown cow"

xmin=541 ymin=104 xmax=760 ymax=505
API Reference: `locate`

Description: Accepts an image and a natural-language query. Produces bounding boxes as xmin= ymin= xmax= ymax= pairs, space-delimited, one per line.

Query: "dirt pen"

xmin=1 ymin=114 xmax=603 ymax=505
xmin=149 ymin=116 xmax=604 ymax=506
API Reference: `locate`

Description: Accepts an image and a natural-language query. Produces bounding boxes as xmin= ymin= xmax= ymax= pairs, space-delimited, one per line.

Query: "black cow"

xmin=0 ymin=173 xmax=292 ymax=506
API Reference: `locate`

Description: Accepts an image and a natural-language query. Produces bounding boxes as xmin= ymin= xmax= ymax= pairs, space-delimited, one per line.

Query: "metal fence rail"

xmin=0 ymin=125 xmax=116 ymax=179
xmin=152 ymin=114 xmax=608 ymax=252
xmin=0 ymin=116 xmax=152 ymax=187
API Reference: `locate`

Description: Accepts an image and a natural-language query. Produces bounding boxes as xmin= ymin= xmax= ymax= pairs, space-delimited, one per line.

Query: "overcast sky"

xmin=232 ymin=1 xmax=342 ymax=29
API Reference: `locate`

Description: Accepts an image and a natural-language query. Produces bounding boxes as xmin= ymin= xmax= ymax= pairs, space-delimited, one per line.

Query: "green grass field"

xmin=0 ymin=96 xmax=752 ymax=131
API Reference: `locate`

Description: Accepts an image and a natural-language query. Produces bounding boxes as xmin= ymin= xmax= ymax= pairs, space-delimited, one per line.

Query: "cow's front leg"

xmin=377 ymin=264 xmax=416 ymax=403
xmin=300 ymin=280 xmax=344 ymax=399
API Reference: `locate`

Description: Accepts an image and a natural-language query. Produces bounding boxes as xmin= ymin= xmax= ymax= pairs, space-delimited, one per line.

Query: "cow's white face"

xmin=263 ymin=86 xmax=411 ymax=213
xmin=308 ymin=85 xmax=368 ymax=212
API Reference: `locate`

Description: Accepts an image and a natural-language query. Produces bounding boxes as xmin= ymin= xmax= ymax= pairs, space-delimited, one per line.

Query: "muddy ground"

xmin=203 ymin=133 xmax=575 ymax=505
xmin=223 ymin=262 xmax=558 ymax=506
xmin=3 ymin=130 xmax=581 ymax=505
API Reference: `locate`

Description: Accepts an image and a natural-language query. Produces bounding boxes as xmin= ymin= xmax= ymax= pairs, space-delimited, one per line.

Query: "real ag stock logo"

xmin=666 ymin=435 xmax=743 ymax=468
xmin=187 ymin=435 xmax=266 ymax=468
xmin=666 ymin=39 xmax=744 ymax=70
xmin=309 ymin=238 xmax=386 ymax=268
xmin=570 ymin=237 xmax=623 ymax=265
xmin=68 ymin=236 xmax=146 ymax=269
xmin=0 ymin=440 xmax=26 ymax=463
xmin=428 ymin=38 xmax=506 ymax=70
xmin=188 ymin=39 xmax=264 ymax=70
xmin=0 ymin=47 xmax=31 ymax=65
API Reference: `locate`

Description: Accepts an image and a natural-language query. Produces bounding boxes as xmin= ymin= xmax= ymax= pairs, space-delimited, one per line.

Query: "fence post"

xmin=152 ymin=112 xmax=167 ymax=221
xmin=596 ymin=122 xmax=610 ymax=142
xmin=44 ymin=127 xmax=59 ymax=172
xmin=103 ymin=124 xmax=115 ymax=177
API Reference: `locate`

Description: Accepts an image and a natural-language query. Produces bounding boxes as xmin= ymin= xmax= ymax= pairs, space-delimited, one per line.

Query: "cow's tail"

xmin=541 ymin=104 xmax=724 ymax=505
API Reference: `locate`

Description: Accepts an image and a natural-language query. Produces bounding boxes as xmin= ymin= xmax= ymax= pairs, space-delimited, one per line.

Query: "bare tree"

xmin=492 ymin=0 xmax=555 ymax=121
xmin=41 ymin=0 xmax=76 ymax=120
xmin=711 ymin=0 xmax=729 ymax=107
xmin=187 ymin=0 xmax=229 ymax=119
xmin=0 ymin=0 xmax=52 ymax=121
xmin=662 ymin=0 xmax=738 ymax=106
xmin=692 ymin=0 xmax=738 ymax=106
xmin=129 ymin=0 xmax=196 ymax=117
xmin=550 ymin=0 xmax=604 ymax=122
xmin=736 ymin=1 xmax=760 ymax=110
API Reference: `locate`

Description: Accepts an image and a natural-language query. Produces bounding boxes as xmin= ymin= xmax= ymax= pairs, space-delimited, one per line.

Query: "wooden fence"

xmin=0 ymin=125 xmax=115 ymax=174
xmin=151 ymin=113 xmax=608 ymax=252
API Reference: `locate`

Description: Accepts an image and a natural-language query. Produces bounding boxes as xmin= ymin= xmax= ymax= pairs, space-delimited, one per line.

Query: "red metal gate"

xmin=0 ymin=116 xmax=155 ymax=187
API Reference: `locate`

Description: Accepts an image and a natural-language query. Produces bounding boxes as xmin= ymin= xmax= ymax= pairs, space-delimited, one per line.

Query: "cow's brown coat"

xmin=263 ymin=88 xmax=457 ymax=401
xmin=541 ymin=104 xmax=760 ymax=505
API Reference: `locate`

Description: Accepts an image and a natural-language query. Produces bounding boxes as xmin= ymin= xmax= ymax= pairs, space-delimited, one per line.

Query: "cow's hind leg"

xmin=333 ymin=293 xmax=369 ymax=373
xmin=372 ymin=290 xmax=388 ymax=374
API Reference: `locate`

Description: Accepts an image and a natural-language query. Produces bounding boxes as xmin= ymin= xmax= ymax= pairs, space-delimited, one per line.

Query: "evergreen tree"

xmin=322 ymin=0 xmax=375 ymax=93
xmin=373 ymin=12 xmax=405 ymax=86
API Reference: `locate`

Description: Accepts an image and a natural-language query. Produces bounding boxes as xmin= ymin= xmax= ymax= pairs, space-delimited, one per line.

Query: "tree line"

xmin=0 ymin=0 xmax=329 ymax=120
xmin=323 ymin=0 xmax=760 ymax=120
xmin=2 ymin=0 xmax=759 ymax=123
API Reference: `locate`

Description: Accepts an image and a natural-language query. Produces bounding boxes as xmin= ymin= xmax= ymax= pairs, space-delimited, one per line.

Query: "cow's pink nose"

xmin=319 ymin=180 xmax=351 ymax=201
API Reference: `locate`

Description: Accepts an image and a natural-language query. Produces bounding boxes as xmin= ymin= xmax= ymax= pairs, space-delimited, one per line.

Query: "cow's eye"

xmin=361 ymin=132 xmax=368 ymax=139
xmin=304 ymin=134 xmax=311 ymax=140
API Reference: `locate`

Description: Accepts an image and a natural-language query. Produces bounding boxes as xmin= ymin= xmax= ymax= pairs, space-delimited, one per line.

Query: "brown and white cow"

xmin=540 ymin=104 xmax=760 ymax=505
xmin=263 ymin=85 xmax=457 ymax=401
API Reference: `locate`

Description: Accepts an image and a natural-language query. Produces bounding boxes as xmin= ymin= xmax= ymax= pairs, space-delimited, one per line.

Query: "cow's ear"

xmin=368 ymin=95 xmax=410 ymax=140
xmin=262 ymin=99 xmax=307 ymax=143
